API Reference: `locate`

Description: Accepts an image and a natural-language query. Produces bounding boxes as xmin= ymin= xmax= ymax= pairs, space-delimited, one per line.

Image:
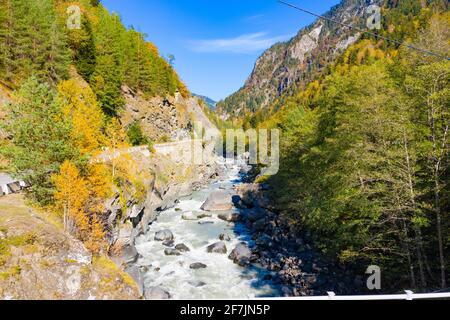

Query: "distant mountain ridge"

xmin=216 ymin=0 xmax=383 ymax=119
xmin=193 ymin=93 xmax=217 ymax=110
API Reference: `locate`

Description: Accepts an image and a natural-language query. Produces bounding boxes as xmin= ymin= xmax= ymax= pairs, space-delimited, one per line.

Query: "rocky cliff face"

xmin=121 ymin=86 xmax=218 ymax=142
xmin=120 ymin=85 xmax=192 ymax=142
xmin=216 ymin=0 xmax=382 ymax=119
xmin=104 ymin=138 xmax=223 ymax=295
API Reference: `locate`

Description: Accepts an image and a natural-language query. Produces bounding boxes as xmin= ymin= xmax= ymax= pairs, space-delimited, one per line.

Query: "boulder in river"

xmin=206 ymin=242 xmax=228 ymax=254
xmin=196 ymin=212 xmax=212 ymax=219
xmin=164 ymin=248 xmax=181 ymax=256
xmin=162 ymin=240 xmax=174 ymax=247
xmin=175 ymin=243 xmax=190 ymax=252
xmin=252 ymin=218 xmax=267 ymax=232
xmin=188 ymin=280 xmax=206 ymax=287
xmin=155 ymin=230 xmax=174 ymax=242
xmin=232 ymin=195 xmax=248 ymax=209
xmin=244 ymin=207 xmax=268 ymax=222
xmin=218 ymin=212 xmax=241 ymax=223
xmin=182 ymin=212 xmax=198 ymax=221
xmin=229 ymin=243 xmax=252 ymax=264
xmin=219 ymin=233 xmax=231 ymax=241
xmin=201 ymin=190 xmax=233 ymax=211
xmin=190 ymin=262 xmax=207 ymax=269
xmin=198 ymin=220 xmax=214 ymax=225
xmin=144 ymin=287 xmax=171 ymax=300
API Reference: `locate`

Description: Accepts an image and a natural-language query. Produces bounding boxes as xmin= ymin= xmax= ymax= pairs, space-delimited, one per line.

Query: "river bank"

xmin=128 ymin=156 xmax=365 ymax=299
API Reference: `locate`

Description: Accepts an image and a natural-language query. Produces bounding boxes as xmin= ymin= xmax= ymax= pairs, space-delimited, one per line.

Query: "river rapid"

xmin=134 ymin=160 xmax=281 ymax=299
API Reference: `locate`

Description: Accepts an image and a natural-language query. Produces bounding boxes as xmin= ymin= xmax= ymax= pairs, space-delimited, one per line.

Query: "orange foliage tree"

xmin=52 ymin=160 xmax=108 ymax=254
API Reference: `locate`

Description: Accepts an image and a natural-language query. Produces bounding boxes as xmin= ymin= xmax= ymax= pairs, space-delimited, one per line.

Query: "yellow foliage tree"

xmin=105 ymin=118 xmax=129 ymax=179
xmin=52 ymin=160 xmax=108 ymax=254
xmin=84 ymin=214 xmax=107 ymax=254
xmin=52 ymin=160 xmax=89 ymax=232
xmin=87 ymin=163 xmax=113 ymax=200
xmin=57 ymin=79 xmax=105 ymax=155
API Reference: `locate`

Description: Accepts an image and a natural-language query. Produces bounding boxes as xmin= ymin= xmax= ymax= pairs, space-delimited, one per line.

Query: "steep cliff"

xmin=216 ymin=0 xmax=382 ymax=119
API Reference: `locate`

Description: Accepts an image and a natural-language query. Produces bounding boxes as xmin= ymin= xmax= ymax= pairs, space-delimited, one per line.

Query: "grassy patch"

xmin=0 ymin=265 xmax=21 ymax=280
xmin=93 ymin=255 xmax=137 ymax=289
xmin=4 ymin=233 xmax=36 ymax=247
xmin=0 ymin=232 xmax=36 ymax=266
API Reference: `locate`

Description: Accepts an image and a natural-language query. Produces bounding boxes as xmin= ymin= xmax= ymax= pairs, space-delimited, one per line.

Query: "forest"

xmin=0 ymin=0 xmax=448 ymax=295
xmin=257 ymin=4 xmax=449 ymax=291
xmin=0 ymin=0 xmax=189 ymax=254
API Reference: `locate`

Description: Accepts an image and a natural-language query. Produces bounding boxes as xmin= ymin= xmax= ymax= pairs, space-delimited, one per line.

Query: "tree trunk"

xmin=434 ymin=171 xmax=446 ymax=289
xmin=403 ymin=133 xmax=427 ymax=288
xmin=429 ymin=100 xmax=446 ymax=289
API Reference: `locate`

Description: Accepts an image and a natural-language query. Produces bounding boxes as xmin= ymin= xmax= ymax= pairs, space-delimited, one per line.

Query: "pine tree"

xmin=0 ymin=77 xmax=77 ymax=204
xmin=90 ymin=8 xmax=126 ymax=116
xmin=0 ymin=0 xmax=16 ymax=84
xmin=0 ymin=0 xmax=70 ymax=86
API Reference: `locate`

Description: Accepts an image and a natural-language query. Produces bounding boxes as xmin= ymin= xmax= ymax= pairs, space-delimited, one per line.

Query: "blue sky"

xmin=102 ymin=0 xmax=341 ymax=101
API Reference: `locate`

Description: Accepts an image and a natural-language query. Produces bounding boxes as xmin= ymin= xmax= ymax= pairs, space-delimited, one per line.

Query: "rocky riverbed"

xmin=132 ymin=158 xmax=363 ymax=299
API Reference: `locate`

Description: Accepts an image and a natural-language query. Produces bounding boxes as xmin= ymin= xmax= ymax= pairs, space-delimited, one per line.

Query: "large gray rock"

xmin=201 ymin=191 xmax=233 ymax=211
xmin=206 ymin=242 xmax=228 ymax=254
xmin=155 ymin=230 xmax=174 ymax=242
xmin=229 ymin=243 xmax=252 ymax=263
xmin=190 ymin=262 xmax=207 ymax=270
xmin=218 ymin=212 xmax=241 ymax=223
xmin=121 ymin=244 xmax=139 ymax=265
xmin=164 ymin=248 xmax=181 ymax=256
xmin=253 ymin=218 xmax=267 ymax=232
xmin=188 ymin=280 xmax=207 ymax=287
xmin=175 ymin=243 xmax=190 ymax=252
xmin=162 ymin=240 xmax=174 ymax=247
xmin=125 ymin=265 xmax=144 ymax=296
xmin=196 ymin=212 xmax=212 ymax=219
xmin=245 ymin=207 xmax=268 ymax=222
xmin=144 ymin=287 xmax=171 ymax=300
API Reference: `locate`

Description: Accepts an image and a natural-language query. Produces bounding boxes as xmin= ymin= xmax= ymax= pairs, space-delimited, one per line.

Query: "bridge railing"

xmin=259 ymin=291 xmax=450 ymax=301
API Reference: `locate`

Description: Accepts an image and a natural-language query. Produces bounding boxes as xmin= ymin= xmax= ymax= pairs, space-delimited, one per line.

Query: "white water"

xmin=135 ymin=163 xmax=279 ymax=299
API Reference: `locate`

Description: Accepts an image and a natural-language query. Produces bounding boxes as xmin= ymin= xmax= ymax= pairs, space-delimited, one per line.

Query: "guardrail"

xmin=260 ymin=291 xmax=450 ymax=301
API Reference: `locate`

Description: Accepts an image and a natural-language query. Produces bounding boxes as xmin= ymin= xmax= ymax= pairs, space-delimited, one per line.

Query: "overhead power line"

xmin=278 ymin=0 xmax=450 ymax=61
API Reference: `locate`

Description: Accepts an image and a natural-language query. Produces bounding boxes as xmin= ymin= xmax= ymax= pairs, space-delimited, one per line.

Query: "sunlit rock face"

xmin=216 ymin=0 xmax=382 ymax=119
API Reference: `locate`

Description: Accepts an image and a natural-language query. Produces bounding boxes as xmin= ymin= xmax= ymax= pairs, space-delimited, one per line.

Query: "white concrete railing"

xmin=92 ymin=139 xmax=204 ymax=164
xmin=259 ymin=291 xmax=450 ymax=301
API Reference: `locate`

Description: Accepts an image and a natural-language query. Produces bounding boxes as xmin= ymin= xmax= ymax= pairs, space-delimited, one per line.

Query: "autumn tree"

xmin=105 ymin=118 xmax=128 ymax=179
xmin=52 ymin=160 xmax=108 ymax=254
xmin=57 ymin=78 xmax=105 ymax=156
xmin=52 ymin=160 xmax=89 ymax=232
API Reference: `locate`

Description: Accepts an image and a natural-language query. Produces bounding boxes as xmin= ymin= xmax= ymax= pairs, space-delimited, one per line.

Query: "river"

xmin=134 ymin=160 xmax=281 ymax=299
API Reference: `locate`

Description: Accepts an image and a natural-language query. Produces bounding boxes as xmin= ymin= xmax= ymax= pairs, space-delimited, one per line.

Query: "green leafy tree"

xmin=1 ymin=77 xmax=77 ymax=204
xmin=126 ymin=121 xmax=149 ymax=146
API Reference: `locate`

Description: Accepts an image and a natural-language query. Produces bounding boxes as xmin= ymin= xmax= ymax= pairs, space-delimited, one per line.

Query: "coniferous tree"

xmin=0 ymin=77 xmax=77 ymax=204
xmin=90 ymin=8 xmax=126 ymax=116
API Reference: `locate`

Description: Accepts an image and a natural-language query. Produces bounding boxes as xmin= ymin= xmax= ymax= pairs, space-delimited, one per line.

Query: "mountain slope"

xmin=193 ymin=94 xmax=217 ymax=110
xmin=216 ymin=0 xmax=383 ymax=119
